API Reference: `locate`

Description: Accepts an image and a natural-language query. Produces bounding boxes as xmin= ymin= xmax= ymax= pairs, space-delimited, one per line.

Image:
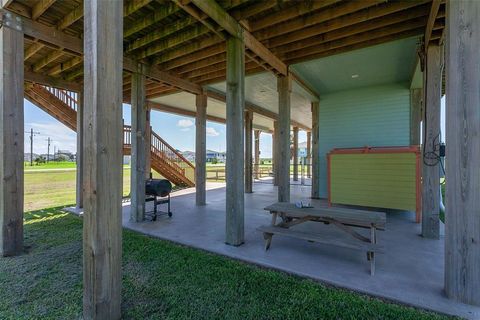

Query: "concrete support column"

xmin=410 ymin=88 xmax=422 ymax=145
xmin=273 ymin=121 xmax=278 ymax=186
xmin=0 ymin=17 xmax=24 ymax=256
xmin=130 ymin=66 xmax=147 ymax=223
xmin=306 ymin=131 xmax=311 ymax=178
xmin=145 ymin=108 xmax=151 ymax=179
xmin=277 ymin=75 xmax=292 ymax=202
xmin=225 ymin=35 xmax=245 ymax=246
xmin=83 ymin=0 xmax=123 ymax=318
xmin=421 ymin=44 xmax=442 ymax=237
xmin=195 ymin=93 xmax=207 ymax=206
xmin=292 ymin=126 xmax=299 ymax=181
xmin=76 ymin=91 xmax=84 ymax=209
xmin=245 ymin=110 xmax=253 ymax=193
xmin=311 ymin=102 xmax=320 ymax=199
xmin=254 ymin=130 xmax=260 ymax=179
xmin=445 ymin=0 xmax=480 ymax=306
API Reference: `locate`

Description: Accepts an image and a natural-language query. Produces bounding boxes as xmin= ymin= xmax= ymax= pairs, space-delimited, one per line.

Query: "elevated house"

xmin=0 ymin=0 xmax=479 ymax=319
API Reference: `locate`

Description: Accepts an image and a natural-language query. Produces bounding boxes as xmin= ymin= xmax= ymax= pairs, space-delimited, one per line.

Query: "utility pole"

xmin=54 ymin=146 xmax=56 ymax=162
xmin=26 ymin=128 xmax=40 ymax=166
xmin=46 ymin=138 xmax=52 ymax=163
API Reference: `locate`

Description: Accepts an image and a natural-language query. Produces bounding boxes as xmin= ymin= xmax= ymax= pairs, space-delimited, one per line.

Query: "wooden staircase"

xmin=25 ymin=84 xmax=195 ymax=187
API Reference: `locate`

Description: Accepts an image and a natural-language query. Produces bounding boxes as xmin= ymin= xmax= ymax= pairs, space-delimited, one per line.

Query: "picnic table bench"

xmin=258 ymin=202 xmax=386 ymax=275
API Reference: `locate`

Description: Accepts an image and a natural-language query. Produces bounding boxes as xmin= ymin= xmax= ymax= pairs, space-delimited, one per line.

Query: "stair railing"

xmin=123 ymin=126 xmax=195 ymax=184
xmin=42 ymin=85 xmax=78 ymax=111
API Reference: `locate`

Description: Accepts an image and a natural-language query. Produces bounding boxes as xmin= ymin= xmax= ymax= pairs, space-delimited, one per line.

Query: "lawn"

xmin=24 ymin=168 xmax=132 ymax=211
xmin=0 ymin=207 xmax=453 ymax=320
xmin=24 ymin=161 xmax=77 ymax=170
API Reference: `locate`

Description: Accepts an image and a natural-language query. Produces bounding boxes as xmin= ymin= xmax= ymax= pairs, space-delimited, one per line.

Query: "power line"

xmin=25 ymin=128 xmax=40 ymax=166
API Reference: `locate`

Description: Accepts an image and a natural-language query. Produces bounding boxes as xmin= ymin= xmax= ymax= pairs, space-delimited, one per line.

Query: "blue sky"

xmin=24 ymin=97 xmax=443 ymax=156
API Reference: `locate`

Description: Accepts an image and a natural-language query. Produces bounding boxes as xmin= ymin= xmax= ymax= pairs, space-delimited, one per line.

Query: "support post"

xmin=225 ymin=35 xmax=245 ymax=246
xmin=83 ymin=0 xmax=123 ymax=318
xmin=306 ymin=131 xmax=311 ymax=178
xmin=277 ymin=75 xmax=292 ymax=202
xmin=145 ymin=109 xmax=151 ymax=179
xmin=245 ymin=110 xmax=253 ymax=193
xmin=421 ymin=44 xmax=441 ymax=237
xmin=0 ymin=15 xmax=24 ymax=256
xmin=130 ymin=65 xmax=147 ymax=222
xmin=273 ymin=121 xmax=278 ymax=186
xmin=311 ymin=102 xmax=320 ymax=199
xmin=195 ymin=92 xmax=207 ymax=205
xmin=410 ymin=88 xmax=422 ymax=145
xmin=445 ymin=0 xmax=480 ymax=306
xmin=76 ymin=91 xmax=84 ymax=209
xmin=254 ymin=130 xmax=260 ymax=179
xmin=293 ymin=126 xmax=299 ymax=181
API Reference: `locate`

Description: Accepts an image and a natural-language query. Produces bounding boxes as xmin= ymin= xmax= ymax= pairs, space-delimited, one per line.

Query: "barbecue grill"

xmin=145 ymin=178 xmax=172 ymax=220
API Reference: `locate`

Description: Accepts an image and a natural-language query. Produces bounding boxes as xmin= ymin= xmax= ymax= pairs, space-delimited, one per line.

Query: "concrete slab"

xmin=68 ymin=181 xmax=480 ymax=319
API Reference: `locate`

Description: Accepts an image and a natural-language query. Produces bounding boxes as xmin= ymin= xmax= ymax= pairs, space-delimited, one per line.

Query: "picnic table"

xmin=258 ymin=202 xmax=386 ymax=275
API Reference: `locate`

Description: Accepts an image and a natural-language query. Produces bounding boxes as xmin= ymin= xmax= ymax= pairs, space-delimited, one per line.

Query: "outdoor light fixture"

xmin=351 ymin=74 xmax=359 ymax=78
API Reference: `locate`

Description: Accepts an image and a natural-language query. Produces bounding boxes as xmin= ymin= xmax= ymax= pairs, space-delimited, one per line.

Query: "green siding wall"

xmin=330 ymin=153 xmax=417 ymax=211
xmin=318 ymin=84 xmax=411 ymax=198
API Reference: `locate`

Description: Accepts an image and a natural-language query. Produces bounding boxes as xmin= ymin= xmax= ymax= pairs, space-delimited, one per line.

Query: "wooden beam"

xmin=422 ymin=44 xmax=441 ymax=235
xmin=47 ymin=56 xmax=82 ymax=76
xmin=147 ymin=101 xmax=225 ymax=124
xmin=251 ymin=0 xmax=340 ymax=31
xmin=24 ymin=69 xmax=82 ymax=91
xmin=445 ymin=0 xmax=480 ymax=306
xmin=31 ymin=0 xmax=56 ymax=20
xmin=195 ymin=93 xmax=207 ymax=205
xmin=0 ymin=9 xmax=83 ymax=54
xmin=124 ymin=3 xmax=180 ymax=37
xmin=82 ymin=0 xmax=123 ymax=318
xmin=25 ymin=42 xmax=44 ymax=59
xmin=190 ymin=0 xmax=287 ymax=75
xmin=245 ymin=110 xmax=253 ymax=193
xmin=311 ymin=102 xmax=320 ymax=199
xmin=0 ymin=13 xmax=24 ymax=256
xmin=2 ymin=11 xmax=201 ymax=95
xmin=273 ymin=120 xmax=278 ymax=186
xmin=254 ymin=0 xmax=384 ymax=41
xmin=225 ymin=35 xmax=245 ymax=246
xmin=290 ymin=71 xmax=319 ymax=102
xmin=32 ymin=49 xmax=64 ymax=72
xmin=130 ymin=64 xmax=147 ymax=223
xmin=425 ymin=0 xmax=441 ymax=46
xmin=143 ymin=64 xmax=202 ymax=95
xmin=76 ymin=91 xmax=84 ymax=209
xmin=277 ymin=75 xmax=291 ymax=202
xmin=56 ymin=3 xmax=83 ymax=30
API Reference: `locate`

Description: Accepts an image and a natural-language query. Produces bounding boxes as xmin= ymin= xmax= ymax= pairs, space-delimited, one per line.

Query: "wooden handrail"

xmin=123 ymin=125 xmax=195 ymax=182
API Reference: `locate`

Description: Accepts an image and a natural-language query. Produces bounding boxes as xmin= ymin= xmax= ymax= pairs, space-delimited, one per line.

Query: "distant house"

xmin=206 ymin=150 xmax=226 ymax=163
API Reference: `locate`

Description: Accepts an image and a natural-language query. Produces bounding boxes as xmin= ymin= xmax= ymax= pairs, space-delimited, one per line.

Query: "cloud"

xmin=177 ymin=119 xmax=194 ymax=128
xmin=206 ymin=127 xmax=219 ymax=137
xmin=25 ymin=122 xmax=77 ymax=154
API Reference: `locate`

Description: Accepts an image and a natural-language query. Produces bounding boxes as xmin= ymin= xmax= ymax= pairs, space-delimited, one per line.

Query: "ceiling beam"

xmin=425 ymin=0 xmax=441 ymax=46
xmin=24 ymin=70 xmax=82 ymax=92
xmin=31 ymin=0 xmax=55 ymax=20
xmin=189 ymin=0 xmax=288 ymax=76
xmin=206 ymin=89 xmax=310 ymax=130
xmin=290 ymin=71 xmax=320 ymax=102
xmin=2 ymin=9 xmax=204 ymax=95
xmin=147 ymin=101 xmax=226 ymax=124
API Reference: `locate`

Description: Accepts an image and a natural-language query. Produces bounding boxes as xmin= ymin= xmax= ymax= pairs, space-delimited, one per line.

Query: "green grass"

xmin=24 ymin=168 xmax=132 ymax=211
xmin=24 ymin=161 xmax=77 ymax=170
xmin=0 ymin=208 xmax=454 ymax=320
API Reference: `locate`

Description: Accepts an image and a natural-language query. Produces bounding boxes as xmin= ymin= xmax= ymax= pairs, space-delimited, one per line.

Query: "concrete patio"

xmin=70 ymin=181 xmax=478 ymax=319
